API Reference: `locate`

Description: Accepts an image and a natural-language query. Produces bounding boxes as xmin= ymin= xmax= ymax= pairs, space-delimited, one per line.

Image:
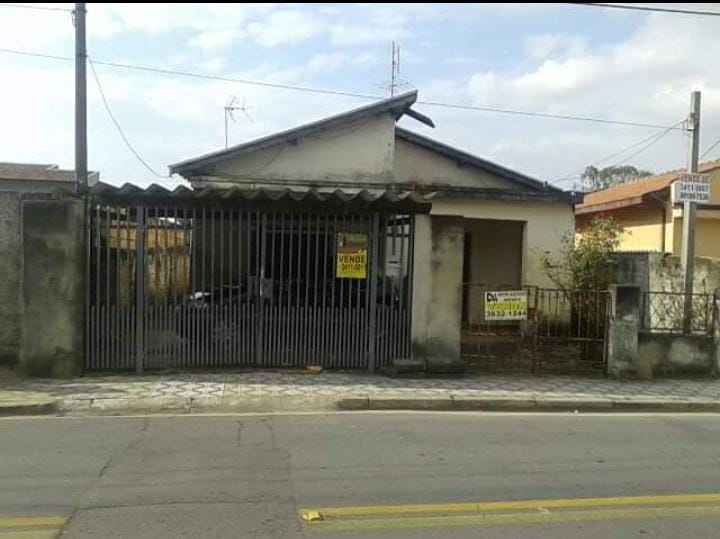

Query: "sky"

xmin=1 ymin=3 xmax=720 ymax=189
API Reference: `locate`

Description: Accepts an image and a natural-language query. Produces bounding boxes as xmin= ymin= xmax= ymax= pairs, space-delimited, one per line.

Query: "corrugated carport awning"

xmin=87 ymin=182 xmax=433 ymax=213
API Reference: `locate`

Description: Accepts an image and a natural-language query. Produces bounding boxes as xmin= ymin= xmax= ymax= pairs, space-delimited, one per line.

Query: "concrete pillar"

xmin=607 ymin=284 xmax=642 ymax=379
xmin=20 ymin=199 xmax=85 ymax=377
xmin=411 ymin=215 xmax=464 ymax=358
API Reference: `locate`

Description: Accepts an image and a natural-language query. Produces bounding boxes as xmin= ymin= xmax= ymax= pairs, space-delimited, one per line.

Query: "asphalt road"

xmin=2 ymin=412 xmax=720 ymax=538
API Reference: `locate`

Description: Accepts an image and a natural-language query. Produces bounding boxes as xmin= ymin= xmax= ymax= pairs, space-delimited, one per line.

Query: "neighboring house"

xmin=168 ymin=91 xmax=575 ymax=359
xmin=0 ymin=163 xmax=97 ymax=367
xmin=0 ymin=162 xmax=98 ymax=192
xmin=575 ymin=160 xmax=720 ymax=257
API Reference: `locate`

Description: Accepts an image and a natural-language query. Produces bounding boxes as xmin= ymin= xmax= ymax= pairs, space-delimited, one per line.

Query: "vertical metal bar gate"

xmin=86 ymin=201 xmax=415 ymax=371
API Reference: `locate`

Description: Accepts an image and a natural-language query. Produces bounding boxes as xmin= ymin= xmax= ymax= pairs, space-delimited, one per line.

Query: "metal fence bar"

xmin=87 ymin=202 xmax=420 ymax=373
xmin=641 ymin=290 xmax=715 ymax=334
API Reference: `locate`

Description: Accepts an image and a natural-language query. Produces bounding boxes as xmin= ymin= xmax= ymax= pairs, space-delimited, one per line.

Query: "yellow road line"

xmin=0 ymin=517 xmax=66 ymax=528
xmin=305 ymin=505 xmax=720 ymax=533
xmin=0 ymin=531 xmax=61 ymax=539
xmin=300 ymin=492 xmax=720 ymax=518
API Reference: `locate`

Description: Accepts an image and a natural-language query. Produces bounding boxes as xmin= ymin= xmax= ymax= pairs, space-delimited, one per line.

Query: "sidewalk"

xmin=3 ymin=371 xmax=720 ymax=416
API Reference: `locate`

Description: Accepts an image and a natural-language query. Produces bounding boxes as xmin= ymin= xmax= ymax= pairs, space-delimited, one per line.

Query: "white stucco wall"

xmin=430 ymin=198 xmax=574 ymax=288
xmin=209 ymin=114 xmax=396 ymax=185
xmin=393 ymin=138 xmax=523 ymax=190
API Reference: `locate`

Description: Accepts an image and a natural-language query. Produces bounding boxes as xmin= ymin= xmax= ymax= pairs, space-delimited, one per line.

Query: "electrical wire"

xmin=88 ymin=58 xmax=170 ymax=179
xmin=700 ymin=137 xmax=720 ymax=160
xmin=566 ymin=3 xmax=720 ymax=17
xmin=0 ymin=47 xmax=684 ymax=131
xmin=551 ymin=120 xmax=684 ymax=185
xmin=0 ymin=3 xmax=73 ymax=12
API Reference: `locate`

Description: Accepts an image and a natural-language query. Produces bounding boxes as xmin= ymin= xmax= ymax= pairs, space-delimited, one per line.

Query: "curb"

xmin=336 ymin=397 xmax=720 ymax=413
xmin=0 ymin=399 xmax=59 ymax=416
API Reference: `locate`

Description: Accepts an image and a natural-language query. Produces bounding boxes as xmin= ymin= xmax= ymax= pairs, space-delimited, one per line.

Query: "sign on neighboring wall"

xmin=672 ymin=173 xmax=711 ymax=204
xmin=484 ymin=290 xmax=528 ymax=321
xmin=336 ymin=233 xmax=368 ymax=279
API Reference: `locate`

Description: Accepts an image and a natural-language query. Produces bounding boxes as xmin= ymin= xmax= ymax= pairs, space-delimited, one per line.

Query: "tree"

xmin=582 ymin=165 xmax=653 ymax=191
xmin=541 ymin=217 xmax=622 ymax=292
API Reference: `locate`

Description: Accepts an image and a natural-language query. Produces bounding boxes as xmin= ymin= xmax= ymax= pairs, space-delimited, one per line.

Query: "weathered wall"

xmin=607 ymin=285 xmax=641 ymax=379
xmin=431 ymin=198 xmax=573 ymax=288
xmin=648 ymin=253 xmax=720 ymax=294
xmin=0 ymin=192 xmax=22 ymax=366
xmin=616 ymin=252 xmax=651 ymax=290
xmin=20 ymin=199 xmax=85 ymax=376
xmin=638 ymin=333 xmax=715 ymax=377
xmin=617 ymin=252 xmax=720 ymax=294
xmin=411 ymin=215 xmax=464 ymax=358
xmin=392 ymin=138 xmax=522 ymax=190
xmin=208 ymin=115 xmax=396 ymax=185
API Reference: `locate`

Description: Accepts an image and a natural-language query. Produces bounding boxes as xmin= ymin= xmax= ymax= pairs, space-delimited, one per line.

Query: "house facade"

xmin=166 ymin=91 xmax=575 ymax=361
xmin=576 ymin=161 xmax=720 ymax=257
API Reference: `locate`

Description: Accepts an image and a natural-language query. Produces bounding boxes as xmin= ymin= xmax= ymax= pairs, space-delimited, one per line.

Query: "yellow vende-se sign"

xmin=336 ymin=233 xmax=368 ymax=279
xmin=484 ymin=290 xmax=528 ymax=321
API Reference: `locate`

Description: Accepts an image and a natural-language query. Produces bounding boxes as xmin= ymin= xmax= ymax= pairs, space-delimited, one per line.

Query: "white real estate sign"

xmin=672 ymin=173 xmax=711 ymax=204
xmin=484 ymin=290 xmax=528 ymax=321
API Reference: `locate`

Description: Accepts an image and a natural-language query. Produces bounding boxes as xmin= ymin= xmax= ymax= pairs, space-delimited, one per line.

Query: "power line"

xmin=614 ymin=121 xmax=680 ymax=163
xmin=0 ymin=3 xmax=73 ymax=12
xmin=566 ymin=3 xmax=720 ymax=17
xmin=0 ymin=47 xmax=684 ymax=132
xmin=88 ymin=58 xmax=170 ymax=179
xmin=552 ymin=120 xmax=684 ymax=185
xmin=700 ymin=137 xmax=720 ymax=160
xmin=417 ymin=100 xmax=677 ymax=130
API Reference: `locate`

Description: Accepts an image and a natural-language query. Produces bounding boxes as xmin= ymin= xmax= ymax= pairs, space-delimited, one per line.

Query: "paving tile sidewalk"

xmin=2 ymin=371 xmax=720 ymax=415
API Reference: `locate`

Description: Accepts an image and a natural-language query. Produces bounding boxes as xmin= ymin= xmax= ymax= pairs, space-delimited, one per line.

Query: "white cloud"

xmin=0 ymin=6 xmax=73 ymax=50
xmin=190 ymin=29 xmax=243 ymax=51
xmin=524 ymin=33 xmax=587 ymax=62
xmin=419 ymin=14 xmax=720 ymax=182
xmin=304 ymin=51 xmax=376 ymax=75
xmin=3 ymin=4 xmax=720 ymax=190
xmin=329 ymin=22 xmax=408 ymax=47
xmin=247 ymin=10 xmax=323 ymax=48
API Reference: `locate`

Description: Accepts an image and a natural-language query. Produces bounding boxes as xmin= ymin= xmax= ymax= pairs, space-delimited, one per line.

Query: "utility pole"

xmin=681 ymin=90 xmax=701 ymax=333
xmin=74 ymin=2 xmax=88 ymax=191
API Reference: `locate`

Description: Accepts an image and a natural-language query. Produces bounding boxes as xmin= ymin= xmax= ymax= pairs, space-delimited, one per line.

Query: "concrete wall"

xmin=617 ymin=252 xmax=720 ymax=294
xmin=20 ymin=199 xmax=85 ymax=376
xmin=0 ymin=192 xmax=22 ymax=366
xmin=638 ymin=333 xmax=715 ymax=377
xmin=209 ymin=115 xmax=396 ymax=185
xmin=411 ymin=215 xmax=464 ymax=358
xmin=392 ymin=138 xmax=522 ymax=190
xmin=431 ymin=198 xmax=573 ymax=288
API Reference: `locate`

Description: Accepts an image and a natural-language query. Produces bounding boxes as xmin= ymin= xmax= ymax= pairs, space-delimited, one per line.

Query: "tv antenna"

xmin=375 ymin=41 xmax=412 ymax=97
xmin=224 ymin=95 xmax=254 ymax=148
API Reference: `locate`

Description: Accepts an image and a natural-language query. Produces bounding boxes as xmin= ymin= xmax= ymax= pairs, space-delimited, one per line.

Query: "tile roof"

xmin=0 ymin=162 xmax=99 ymax=183
xmin=577 ymin=159 xmax=720 ymax=211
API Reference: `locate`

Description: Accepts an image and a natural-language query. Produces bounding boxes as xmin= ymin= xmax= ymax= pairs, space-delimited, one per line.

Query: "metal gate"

xmin=461 ymin=284 xmax=610 ymax=375
xmin=86 ymin=200 xmax=414 ymax=372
